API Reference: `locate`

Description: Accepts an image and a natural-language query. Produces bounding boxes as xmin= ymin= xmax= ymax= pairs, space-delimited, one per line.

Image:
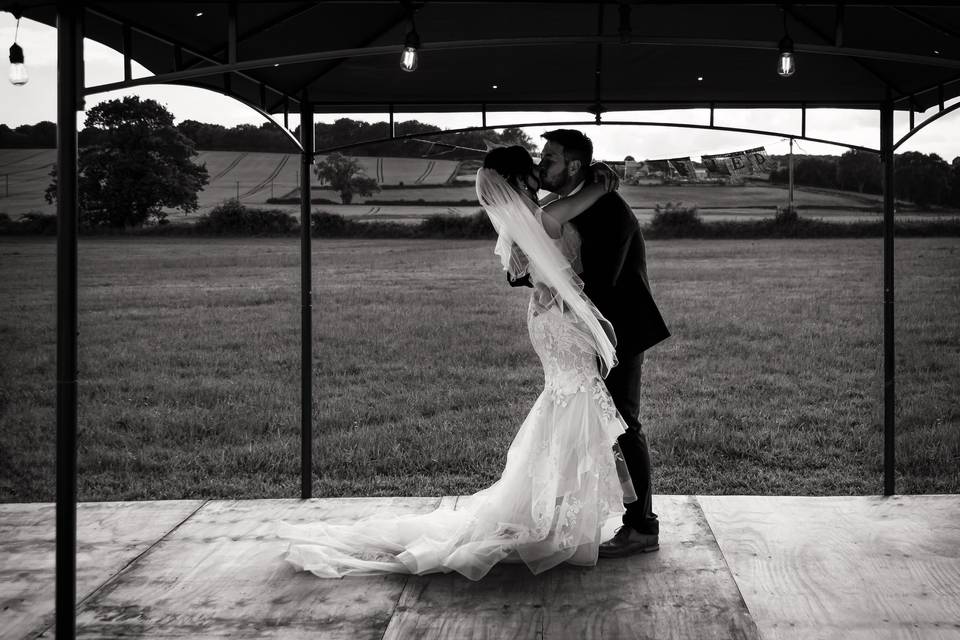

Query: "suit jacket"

xmin=509 ymin=191 xmax=670 ymax=357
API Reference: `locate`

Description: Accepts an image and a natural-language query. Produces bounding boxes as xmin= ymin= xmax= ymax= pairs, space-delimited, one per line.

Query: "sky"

xmin=2 ymin=13 xmax=959 ymax=163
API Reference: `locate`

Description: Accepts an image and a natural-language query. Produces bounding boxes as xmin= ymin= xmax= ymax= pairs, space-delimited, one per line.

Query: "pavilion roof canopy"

xmin=4 ymin=1 xmax=960 ymax=116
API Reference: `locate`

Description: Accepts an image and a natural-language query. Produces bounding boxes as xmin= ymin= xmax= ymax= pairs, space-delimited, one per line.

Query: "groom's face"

xmin=538 ymin=141 xmax=579 ymax=194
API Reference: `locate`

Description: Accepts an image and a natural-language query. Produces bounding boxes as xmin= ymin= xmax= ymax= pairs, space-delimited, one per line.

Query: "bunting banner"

xmin=701 ymin=147 xmax=769 ymax=176
xmin=744 ymin=146 xmax=770 ymax=172
xmin=644 ymin=159 xmax=671 ymax=174
xmin=668 ymin=157 xmax=699 ymax=181
xmin=641 ymin=157 xmax=700 ymax=181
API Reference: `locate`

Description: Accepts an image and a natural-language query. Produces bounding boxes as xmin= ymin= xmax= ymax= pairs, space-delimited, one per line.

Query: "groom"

xmin=512 ymin=129 xmax=670 ymax=556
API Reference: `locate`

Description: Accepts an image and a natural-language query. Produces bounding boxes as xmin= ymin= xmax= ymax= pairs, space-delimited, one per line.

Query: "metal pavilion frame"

xmin=18 ymin=2 xmax=959 ymax=637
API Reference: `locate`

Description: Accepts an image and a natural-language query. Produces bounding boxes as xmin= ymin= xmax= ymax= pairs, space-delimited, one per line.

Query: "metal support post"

xmin=56 ymin=3 xmax=82 ymax=637
xmin=880 ymin=97 xmax=896 ymax=496
xmin=299 ymin=97 xmax=314 ymax=499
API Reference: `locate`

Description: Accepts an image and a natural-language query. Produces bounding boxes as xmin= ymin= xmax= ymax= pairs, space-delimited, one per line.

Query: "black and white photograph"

xmin=1 ymin=2 xmax=959 ymax=638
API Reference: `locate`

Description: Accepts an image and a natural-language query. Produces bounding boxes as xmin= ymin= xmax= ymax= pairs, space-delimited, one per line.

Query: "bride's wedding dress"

xmin=277 ymin=222 xmax=633 ymax=581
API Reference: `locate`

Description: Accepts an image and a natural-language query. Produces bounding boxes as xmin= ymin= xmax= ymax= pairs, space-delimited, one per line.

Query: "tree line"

xmin=1 ymin=118 xmax=534 ymax=159
xmin=769 ymin=151 xmax=960 ymax=208
xmin=36 ymin=97 xmax=530 ymax=229
xmin=7 ymin=106 xmax=960 ymax=209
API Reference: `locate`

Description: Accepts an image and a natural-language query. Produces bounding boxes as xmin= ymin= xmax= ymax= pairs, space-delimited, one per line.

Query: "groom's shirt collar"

xmin=560 ymin=180 xmax=586 ymax=199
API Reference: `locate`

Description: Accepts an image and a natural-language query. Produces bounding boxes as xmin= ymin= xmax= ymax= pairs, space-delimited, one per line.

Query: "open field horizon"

xmin=1 ymin=236 xmax=957 ymax=502
xmin=3 ymin=148 xmax=958 ymax=224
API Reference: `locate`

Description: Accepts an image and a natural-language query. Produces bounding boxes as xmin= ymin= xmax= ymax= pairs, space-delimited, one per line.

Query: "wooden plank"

xmin=72 ymin=497 xmax=442 ymax=639
xmin=382 ymin=491 xmax=545 ymax=638
xmin=384 ymin=565 xmax=544 ymax=640
xmin=0 ymin=500 xmax=204 ymax=640
xmin=383 ymin=495 xmax=760 ymax=639
xmin=699 ymin=495 xmax=960 ymax=640
xmin=537 ymin=495 xmax=759 ymax=639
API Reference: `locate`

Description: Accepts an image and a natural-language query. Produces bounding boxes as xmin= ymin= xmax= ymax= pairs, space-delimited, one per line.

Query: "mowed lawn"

xmin=1 ymin=236 xmax=957 ymax=502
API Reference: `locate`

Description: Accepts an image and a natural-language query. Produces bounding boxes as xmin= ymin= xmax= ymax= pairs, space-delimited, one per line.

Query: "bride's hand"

xmin=590 ymin=162 xmax=620 ymax=193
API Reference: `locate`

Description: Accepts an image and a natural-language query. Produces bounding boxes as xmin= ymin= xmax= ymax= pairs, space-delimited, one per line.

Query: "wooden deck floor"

xmin=2 ymin=495 xmax=958 ymax=639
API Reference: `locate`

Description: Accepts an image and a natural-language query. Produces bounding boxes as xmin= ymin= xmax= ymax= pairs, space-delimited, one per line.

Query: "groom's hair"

xmin=541 ymin=129 xmax=593 ymax=168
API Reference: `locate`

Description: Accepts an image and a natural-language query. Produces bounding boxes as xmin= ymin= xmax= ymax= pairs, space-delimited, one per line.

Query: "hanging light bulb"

xmin=400 ymin=27 xmax=419 ymax=72
xmin=399 ymin=1 xmax=420 ymax=72
xmin=777 ymin=9 xmax=795 ymax=78
xmin=8 ymin=16 xmax=28 ymax=86
xmin=777 ymin=35 xmax=795 ymax=77
xmin=9 ymin=42 xmax=27 ymax=85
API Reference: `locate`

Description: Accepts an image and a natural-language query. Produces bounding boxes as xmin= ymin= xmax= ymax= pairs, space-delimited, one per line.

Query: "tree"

xmin=837 ymin=150 xmax=881 ymax=194
xmin=313 ymin=152 xmax=380 ymax=204
xmin=46 ymin=97 xmax=208 ymax=228
xmin=895 ymin=151 xmax=950 ymax=208
xmin=948 ymin=157 xmax=960 ymax=209
xmin=769 ymin=156 xmax=839 ymax=189
xmin=0 ymin=121 xmax=56 ymax=147
xmin=499 ymin=127 xmax=536 ymax=152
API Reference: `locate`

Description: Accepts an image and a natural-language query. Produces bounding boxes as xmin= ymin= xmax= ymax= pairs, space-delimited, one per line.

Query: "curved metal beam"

xmin=83 ymin=34 xmax=960 ymax=96
xmin=180 ymin=2 xmax=319 ymax=73
xmin=312 ymin=118 xmax=881 ymax=156
xmin=131 ymin=80 xmax=303 ymax=152
xmin=893 ymin=5 xmax=960 ymax=41
xmin=894 ymin=75 xmax=960 ymax=107
xmin=893 ymin=99 xmax=960 ymax=151
xmin=83 ymin=5 xmax=300 ymax=110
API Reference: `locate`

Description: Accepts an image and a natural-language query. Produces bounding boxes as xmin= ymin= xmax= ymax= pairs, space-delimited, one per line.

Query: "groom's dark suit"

xmin=510 ymin=190 xmax=669 ymax=535
xmin=566 ymin=192 xmax=670 ymax=358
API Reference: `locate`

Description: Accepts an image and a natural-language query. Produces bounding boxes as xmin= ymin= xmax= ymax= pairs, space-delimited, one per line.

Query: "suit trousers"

xmin=603 ymin=351 xmax=659 ymax=535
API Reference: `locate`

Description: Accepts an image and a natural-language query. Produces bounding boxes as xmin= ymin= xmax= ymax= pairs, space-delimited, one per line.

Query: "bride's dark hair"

xmin=483 ymin=145 xmax=537 ymax=192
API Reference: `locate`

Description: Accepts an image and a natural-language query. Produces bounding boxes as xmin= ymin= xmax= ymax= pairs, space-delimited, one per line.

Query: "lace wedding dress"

xmin=277 ymin=223 xmax=634 ymax=581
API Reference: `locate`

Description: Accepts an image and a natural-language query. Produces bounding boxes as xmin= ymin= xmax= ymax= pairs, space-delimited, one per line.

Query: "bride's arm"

xmin=540 ymin=163 xmax=619 ymax=237
xmin=542 ymin=182 xmax=606 ymax=227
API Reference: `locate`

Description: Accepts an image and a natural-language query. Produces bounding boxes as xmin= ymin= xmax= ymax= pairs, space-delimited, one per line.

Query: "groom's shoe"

xmin=598 ymin=526 xmax=659 ymax=558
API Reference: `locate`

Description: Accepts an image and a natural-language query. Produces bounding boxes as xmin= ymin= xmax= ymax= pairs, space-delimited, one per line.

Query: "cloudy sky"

xmin=2 ymin=13 xmax=958 ymax=162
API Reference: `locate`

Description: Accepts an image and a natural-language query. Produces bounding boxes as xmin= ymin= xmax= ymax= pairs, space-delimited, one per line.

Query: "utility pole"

xmin=788 ymin=137 xmax=795 ymax=212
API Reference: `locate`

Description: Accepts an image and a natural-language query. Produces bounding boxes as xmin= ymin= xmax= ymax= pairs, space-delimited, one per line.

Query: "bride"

xmin=277 ymin=146 xmax=636 ymax=580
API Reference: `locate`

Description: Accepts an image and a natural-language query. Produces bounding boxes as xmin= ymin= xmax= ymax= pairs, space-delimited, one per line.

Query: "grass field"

xmin=1 ymin=236 xmax=958 ymax=503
